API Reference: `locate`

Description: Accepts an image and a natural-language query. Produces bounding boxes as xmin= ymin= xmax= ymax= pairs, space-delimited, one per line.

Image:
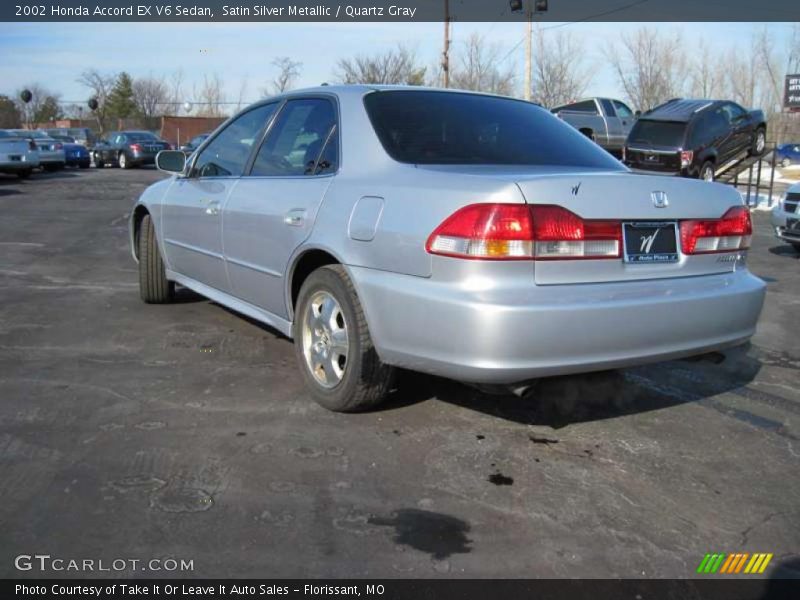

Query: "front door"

xmin=161 ymin=103 xmax=278 ymax=292
xmin=223 ymin=97 xmax=339 ymax=319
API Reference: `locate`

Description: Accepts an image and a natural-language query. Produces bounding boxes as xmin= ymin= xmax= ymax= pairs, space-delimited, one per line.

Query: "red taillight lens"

xmin=130 ymin=143 xmax=142 ymax=152
xmin=680 ymin=150 xmax=693 ymax=168
xmin=54 ymin=142 xmax=63 ymax=150
xmin=425 ymin=204 xmax=621 ymax=260
xmin=679 ymin=206 xmax=752 ymax=254
xmin=531 ymin=205 xmax=621 ymax=259
xmin=425 ymin=204 xmax=534 ymax=260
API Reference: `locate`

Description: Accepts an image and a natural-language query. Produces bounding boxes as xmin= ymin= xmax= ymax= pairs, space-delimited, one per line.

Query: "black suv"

xmin=623 ymin=99 xmax=766 ymax=181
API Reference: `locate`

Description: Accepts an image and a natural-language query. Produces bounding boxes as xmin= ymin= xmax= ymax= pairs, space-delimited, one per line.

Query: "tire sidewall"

xmin=293 ymin=267 xmax=365 ymax=411
xmin=700 ymin=162 xmax=714 ymax=182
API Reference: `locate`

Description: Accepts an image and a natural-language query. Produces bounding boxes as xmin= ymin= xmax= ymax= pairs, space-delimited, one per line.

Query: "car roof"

xmin=641 ymin=99 xmax=725 ymax=122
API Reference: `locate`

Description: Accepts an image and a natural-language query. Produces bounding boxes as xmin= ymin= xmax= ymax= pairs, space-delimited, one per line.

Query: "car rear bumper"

xmin=130 ymin=152 xmax=158 ymax=165
xmin=350 ymin=265 xmax=766 ymax=385
xmin=0 ymin=153 xmax=40 ymax=170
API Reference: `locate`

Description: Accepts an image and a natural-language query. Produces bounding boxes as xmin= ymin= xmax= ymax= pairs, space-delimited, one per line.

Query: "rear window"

xmin=364 ymin=91 xmax=622 ymax=169
xmin=628 ymin=119 xmax=686 ymax=147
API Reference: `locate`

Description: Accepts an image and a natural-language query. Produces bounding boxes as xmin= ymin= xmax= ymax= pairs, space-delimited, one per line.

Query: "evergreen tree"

xmin=106 ymin=72 xmax=138 ymax=119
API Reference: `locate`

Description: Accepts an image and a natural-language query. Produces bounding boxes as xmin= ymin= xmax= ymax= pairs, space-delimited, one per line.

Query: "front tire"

xmin=293 ymin=265 xmax=394 ymax=412
xmin=750 ymin=128 xmax=766 ymax=157
xmin=138 ymin=214 xmax=174 ymax=304
xmin=94 ymin=153 xmax=105 ymax=168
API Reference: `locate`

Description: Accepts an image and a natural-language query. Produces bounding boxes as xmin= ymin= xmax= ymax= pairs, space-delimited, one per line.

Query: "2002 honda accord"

xmin=130 ymin=86 xmax=766 ymax=412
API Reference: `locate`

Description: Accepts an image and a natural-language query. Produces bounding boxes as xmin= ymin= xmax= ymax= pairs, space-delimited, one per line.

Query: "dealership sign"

xmin=786 ymin=74 xmax=800 ymax=110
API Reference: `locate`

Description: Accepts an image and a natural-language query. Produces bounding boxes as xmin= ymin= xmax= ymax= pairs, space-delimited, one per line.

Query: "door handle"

xmin=205 ymin=201 xmax=220 ymax=216
xmin=284 ymin=209 xmax=306 ymax=227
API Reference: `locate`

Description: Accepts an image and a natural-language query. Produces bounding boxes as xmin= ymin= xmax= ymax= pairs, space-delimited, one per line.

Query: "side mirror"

xmin=634 ymin=110 xmax=642 ymax=118
xmin=156 ymin=150 xmax=186 ymax=174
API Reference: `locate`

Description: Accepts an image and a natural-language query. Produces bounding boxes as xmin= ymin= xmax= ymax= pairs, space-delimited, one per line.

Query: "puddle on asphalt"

xmin=368 ymin=509 xmax=472 ymax=560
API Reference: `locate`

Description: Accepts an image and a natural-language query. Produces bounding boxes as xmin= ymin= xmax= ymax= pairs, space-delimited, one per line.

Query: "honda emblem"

xmin=652 ymin=191 xmax=669 ymax=208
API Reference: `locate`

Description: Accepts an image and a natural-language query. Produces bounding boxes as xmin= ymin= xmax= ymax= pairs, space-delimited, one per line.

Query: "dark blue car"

xmin=50 ymin=134 xmax=91 ymax=168
xmin=776 ymin=143 xmax=800 ymax=168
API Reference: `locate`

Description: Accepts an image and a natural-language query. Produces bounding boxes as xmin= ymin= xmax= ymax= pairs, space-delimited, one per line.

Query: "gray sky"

xmin=0 ymin=21 xmax=795 ymax=107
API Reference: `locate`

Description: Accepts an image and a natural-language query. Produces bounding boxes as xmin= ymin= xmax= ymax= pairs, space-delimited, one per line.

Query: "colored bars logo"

xmin=697 ymin=553 xmax=773 ymax=574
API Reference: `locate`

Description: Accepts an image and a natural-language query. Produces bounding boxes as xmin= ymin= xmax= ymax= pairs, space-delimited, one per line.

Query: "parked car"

xmin=93 ymin=131 xmax=171 ymax=168
xmin=623 ymin=99 xmax=767 ymax=180
xmin=775 ymin=143 xmax=800 ymax=168
xmin=45 ymin=127 xmax=96 ymax=148
xmin=0 ymin=130 xmax=40 ymax=178
xmin=131 ymin=86 xmax=765 ymax=412
xmin=9 ymin=129 xmax=66 ymax=171
xmin=179 ymin=133 xmax=211 ymax=156
xmin=50 ymin=134 xmax=91 ymax=168
xmin=770 ymin=182 xmax=800 ymax=252
xmin=551 ymin=97 xmax=637 ymax=152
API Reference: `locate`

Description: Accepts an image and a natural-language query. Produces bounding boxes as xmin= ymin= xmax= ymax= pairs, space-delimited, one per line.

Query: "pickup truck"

xmin=551 ymin=97 xmax=637 ymax=153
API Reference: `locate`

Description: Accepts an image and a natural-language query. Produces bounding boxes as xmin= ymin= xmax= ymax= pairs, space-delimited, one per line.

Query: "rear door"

xmin=222 ymin=97 xmax=339 ymax=318
xmin=599 ymin=98 xmax=624 ymax=149
xmin=161 ymin=103 xmax=277 ymax=292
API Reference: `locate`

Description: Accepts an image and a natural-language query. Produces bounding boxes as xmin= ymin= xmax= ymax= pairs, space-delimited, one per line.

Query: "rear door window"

xmin=600 ymin=99 xmax=616 ymax=117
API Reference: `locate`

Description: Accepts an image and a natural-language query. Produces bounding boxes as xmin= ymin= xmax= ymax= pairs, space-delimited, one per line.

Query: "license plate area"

xmin=623 ymin=221 xmax=679 ymax=264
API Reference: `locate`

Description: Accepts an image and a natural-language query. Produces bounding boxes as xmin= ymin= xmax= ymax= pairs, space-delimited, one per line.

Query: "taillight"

xmin=54 ymin=143 xmax=63 ymax=150
xmin=425 ymin=204 xmax=621 ymax=261
xmin=531 ymin=205 xmax=621 ymax=260
xmin=680 ymin=150 xmax=693 ymax=168
xmin=679 ymin=206 xmax=752 ymax=254
xmin=425 ymin=204 xmax=534 ymax=260
xmin=130 ymin=143 xmax=142 ymax=152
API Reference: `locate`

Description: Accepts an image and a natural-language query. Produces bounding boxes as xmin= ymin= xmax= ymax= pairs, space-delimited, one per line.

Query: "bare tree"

xmin=267 ymin=57 xmax=302 ymax=95
xmin=195 ymin=73 xmax=227 ymax=117
xmin=607 ymin=27 xmax=686 ymax=111
xmin=689 ymin=40 xmax=725 ymax=99
xmin=335 ymin=45 xmax=426 ymax=85
xmin=450 ymin=33 xmax=516 ymax=96
xmin=15 ymin=83 xmax=62 ymax=127
xmin=77 ymin=69 xmax=115 ymax=135
xmin=531 ymin=28 xmax=592 ymax=108
xmin=169 ymin=69 xmax=185 ymax=114
xmin=133 ymin=76 xmax=169 ymax=121
xmin=234 ymin=77 xmax=250 ymax=111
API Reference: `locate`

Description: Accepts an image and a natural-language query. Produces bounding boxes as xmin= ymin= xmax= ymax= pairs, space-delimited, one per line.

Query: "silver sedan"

xmin=130 ymin=86 xmax=765 ymax=412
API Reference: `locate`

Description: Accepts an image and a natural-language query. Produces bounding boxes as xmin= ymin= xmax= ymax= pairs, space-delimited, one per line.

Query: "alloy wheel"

xmin=302 ymin=291 xmax=349 ymax=388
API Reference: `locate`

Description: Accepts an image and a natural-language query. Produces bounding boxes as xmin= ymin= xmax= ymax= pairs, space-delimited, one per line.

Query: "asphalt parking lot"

xmin=0 ymin=167 xmax=798 ymax=579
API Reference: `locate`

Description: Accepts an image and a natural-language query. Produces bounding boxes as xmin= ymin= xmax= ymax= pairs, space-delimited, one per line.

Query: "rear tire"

xmin=293 ymin=265 xmax=395 ymax=412
xmin=792 ymin=243 xmax=800 ymax=254
xmin=118 ymin=152 xmax=131 ymax=169
xmin=699 ymin=161 xmax=715 ymax=182
xmin=138 ymin=214 xmax=174 ymax=304
xmin=781 ymin=158 xmax=791 ymax=168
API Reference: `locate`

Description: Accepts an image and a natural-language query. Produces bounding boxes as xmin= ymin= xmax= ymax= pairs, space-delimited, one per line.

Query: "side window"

xmin=193 ymin=103 xmax=278 ymax=178
xmin=115 ymin=134 xmax=126 ymax=144
xmin=723 ymin=103 xmax=747 ymax=121
xmin=567 ymin=100 xmax=599 ymax=114
xmin=250 ymin=98 xmax=337 ymax=177
xmin=613 ymin=101 xmax=634 ymax=119
xmin=600 ymin=99 xmax=616 ymax=117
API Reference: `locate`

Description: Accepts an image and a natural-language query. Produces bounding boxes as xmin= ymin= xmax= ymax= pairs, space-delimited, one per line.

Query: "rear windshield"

xmin=628 ymin=119 xmax=686 ymax=147
xmin=364 ymin=91 xmax=623 ymax=169
xmin=128 ymin=132 xmax=159 ymax=141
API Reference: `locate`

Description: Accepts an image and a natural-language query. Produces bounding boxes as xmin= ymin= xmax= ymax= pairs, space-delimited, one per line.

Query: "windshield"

xmin=364 ymin=91 xmax=623 ymax=169
xmin=14 ymin=130 xmax=49 ymax=139
xmin=628 ymin=119 xmax=687 ymax=147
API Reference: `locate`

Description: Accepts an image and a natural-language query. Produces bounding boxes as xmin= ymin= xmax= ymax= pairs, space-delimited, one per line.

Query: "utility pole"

xmin=510 ymin=0 xmax=548 ymax=101
xmin=524 ymin=2 xmax=532 ymax=101
xmin=442 ymin=0 xmax=450 ymax=88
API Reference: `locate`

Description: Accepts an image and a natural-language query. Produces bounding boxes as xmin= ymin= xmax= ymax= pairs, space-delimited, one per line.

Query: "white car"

xmin=770 ymin=182 xmax=800 ymax=252
xmin=0 ymin=130 xmax=40 ymax=178
xmin=8 ymin=129 xmax=65 ymax=171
